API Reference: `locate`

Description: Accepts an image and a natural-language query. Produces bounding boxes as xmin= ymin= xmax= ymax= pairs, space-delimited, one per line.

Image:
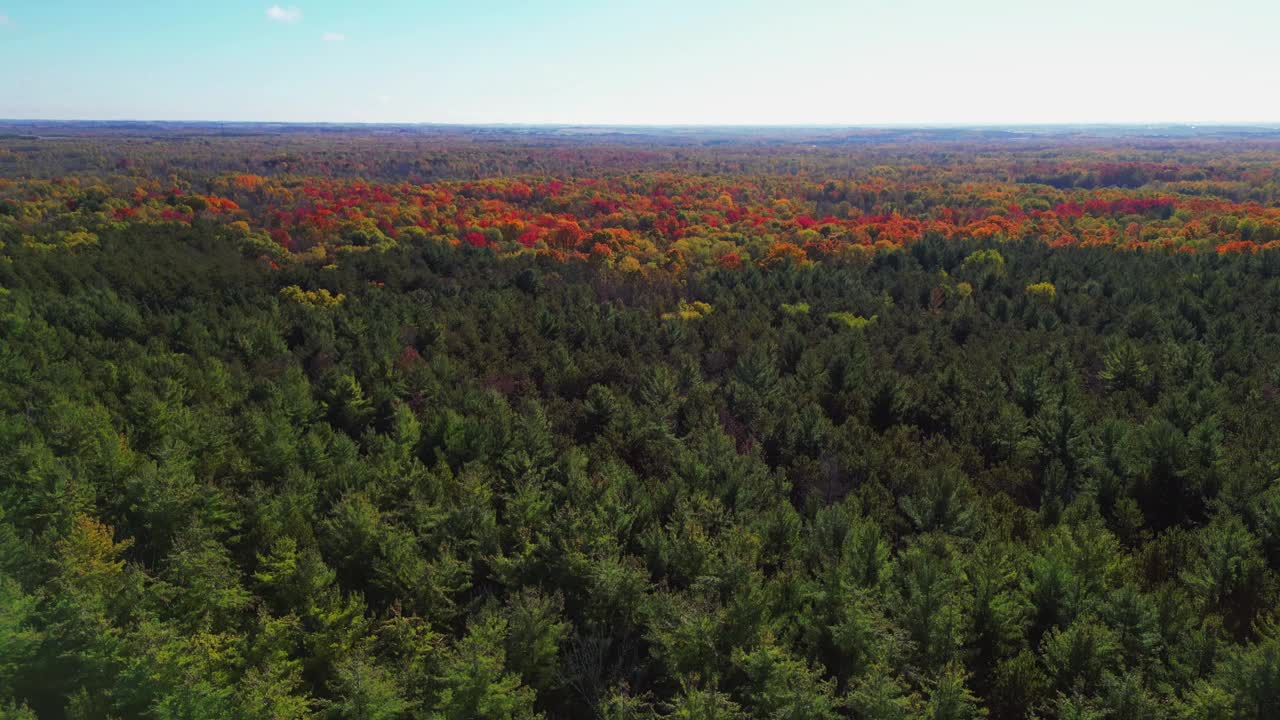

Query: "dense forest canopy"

xmin=1 ymin=124 xmax=1279 ymax=719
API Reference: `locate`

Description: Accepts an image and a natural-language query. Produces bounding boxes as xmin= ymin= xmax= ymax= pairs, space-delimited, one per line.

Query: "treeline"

xmin=5 ymin=168 xmax=1280 ymax=275
xmin=6 ymin=125 xmax=1280 ymax=192
xmin=2 ymin=224 xmax=1280 ymax=718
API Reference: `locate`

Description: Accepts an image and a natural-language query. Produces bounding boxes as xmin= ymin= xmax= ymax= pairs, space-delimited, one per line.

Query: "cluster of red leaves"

xmin=5 ymin=165 xmax=1280 ymax=268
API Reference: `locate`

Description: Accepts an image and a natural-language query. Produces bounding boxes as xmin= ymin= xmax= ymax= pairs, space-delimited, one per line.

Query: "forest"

xmin=1 ymin=124 xmax=1279 ymax=719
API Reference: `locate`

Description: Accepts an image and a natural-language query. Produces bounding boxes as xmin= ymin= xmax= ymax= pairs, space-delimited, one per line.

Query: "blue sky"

xmin=1 ymin=0 xmax=1278 ymax=124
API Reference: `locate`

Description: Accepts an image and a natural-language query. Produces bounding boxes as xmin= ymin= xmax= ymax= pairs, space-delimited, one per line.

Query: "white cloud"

xmin=0 ymin=15 xmax=14 ymax=27
xmin=266 ymin=5 xmax=301 ymax=23
xmin=322 ymin=31 xmax=345 ymax=42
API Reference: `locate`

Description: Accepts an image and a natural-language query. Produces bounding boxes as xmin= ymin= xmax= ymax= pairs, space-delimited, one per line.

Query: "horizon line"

xmin=5 ymin=118 xmax=1280 ymax=130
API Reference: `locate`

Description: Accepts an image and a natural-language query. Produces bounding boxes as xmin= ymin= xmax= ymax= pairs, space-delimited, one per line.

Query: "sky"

xmin=1 ymin=0 xmax=1278 ymax=125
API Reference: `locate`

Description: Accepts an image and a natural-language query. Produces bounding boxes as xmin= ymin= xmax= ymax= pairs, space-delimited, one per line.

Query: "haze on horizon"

xmin=1 ymin=0 xmax=1278 ymax=126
